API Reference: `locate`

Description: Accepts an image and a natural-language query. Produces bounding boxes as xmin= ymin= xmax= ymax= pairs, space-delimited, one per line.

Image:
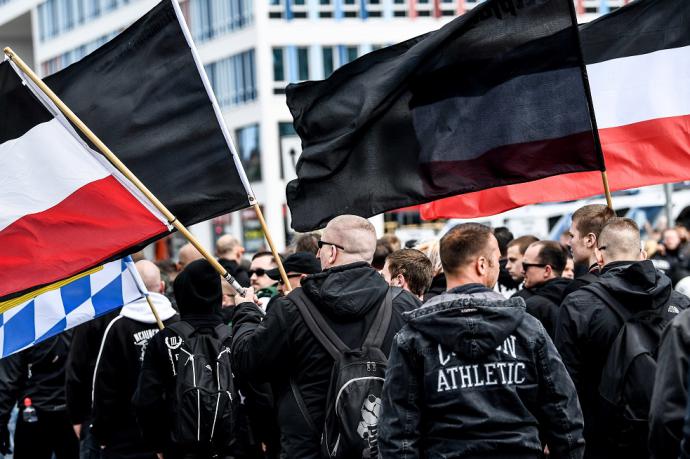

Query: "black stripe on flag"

xmin=286 ymin=0 xmax=600 ymax=231
xmin=44 ymin=0 xmax=251 ymax=227
xmin=0 ymin=62 xmax=52 ymax=144
xmin=581 ymin=0 xmax=690 ymax=65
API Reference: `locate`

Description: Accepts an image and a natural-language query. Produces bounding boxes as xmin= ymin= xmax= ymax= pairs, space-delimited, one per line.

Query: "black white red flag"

xmin=423 ymin=0 xmax=690 ymax=219
xmin=0 ymin=60 xmax=169 ymax=301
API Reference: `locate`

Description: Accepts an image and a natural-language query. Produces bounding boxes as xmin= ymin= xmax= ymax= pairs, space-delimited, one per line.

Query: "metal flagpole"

xmin=3 ymin=47 xmax=248 ymax=295
xmin=168 ymin=0 xmax=292 ymax=291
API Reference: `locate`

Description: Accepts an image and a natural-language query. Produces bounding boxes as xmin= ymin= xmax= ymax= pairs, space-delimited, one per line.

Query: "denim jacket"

xmin=378 ymin=285 xmax=584 ymax=459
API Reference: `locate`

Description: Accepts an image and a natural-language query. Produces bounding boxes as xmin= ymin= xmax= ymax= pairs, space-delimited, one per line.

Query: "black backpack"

xmin=166 ymin=321 xmax=237 ymax=451
xmin=584 ymin=283 xmax=680 ymax=450
xmin=290 ymin=288 xmax=393 ymax=459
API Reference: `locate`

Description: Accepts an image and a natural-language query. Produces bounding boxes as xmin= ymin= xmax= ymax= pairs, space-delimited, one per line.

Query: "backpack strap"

xmin=582 ymin=283 xmax=631 ymax=323
xmin=290 ymin=288 xmax=348 ymax=360
xmin=363 ymin=288 xmax=393 ymax=349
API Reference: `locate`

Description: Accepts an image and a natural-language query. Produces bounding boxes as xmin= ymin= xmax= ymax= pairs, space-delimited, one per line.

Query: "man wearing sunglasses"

xmin=520 ymin=241 xmax=572 ymax=339
xmin=230 ymin=215 xmax=419 ymax=459
xmin=249 ymin=252 xmax=280 ymax=310
xmin=265 ymin=252 xmax=321 ymax=294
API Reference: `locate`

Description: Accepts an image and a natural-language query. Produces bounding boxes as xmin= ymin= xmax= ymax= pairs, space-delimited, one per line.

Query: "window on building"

xmin=189 ymin=0 xmax=254 ymax=43
xmin=206 ymin=49 xmax=257 ymax=108
xmin=235 ymin=124 xmax=262 ymax=182
xmin=297 ymin=47 xmax=309 ymax=81
xmin=273 ymin=48 xmax=285 ymax=81
xmin=322 ymin=47 xmax=334 ymax=77
xmin=346 ymin=46 xmax=358 ymax=64
xmin=279 ymin=122 xmax=296 ymax=137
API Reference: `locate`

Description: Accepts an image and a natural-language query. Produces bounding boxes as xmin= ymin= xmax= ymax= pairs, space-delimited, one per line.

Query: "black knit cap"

xmin=173 ymin=259 xmax=222 ymax=316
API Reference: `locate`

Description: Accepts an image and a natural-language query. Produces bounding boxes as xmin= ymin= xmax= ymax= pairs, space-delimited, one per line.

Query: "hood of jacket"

xmin=598 ymin=260 xmax=673 ymax=311
xmin=300 ymin=262 xmax=388 ymax=321
xmin=531 ymin=277 xmax=572 ymax=305
xmin=120 ymin=292 xmax=177 ymax=324
xmin=405 ymin=289 xmax=526 ymax=359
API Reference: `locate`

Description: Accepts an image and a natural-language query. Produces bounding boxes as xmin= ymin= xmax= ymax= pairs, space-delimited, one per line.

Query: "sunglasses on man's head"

xmin=249 ymin=268 xmax=268 ymax=277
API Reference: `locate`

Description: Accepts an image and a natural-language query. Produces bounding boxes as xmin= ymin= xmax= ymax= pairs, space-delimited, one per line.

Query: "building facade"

xmin=0 ymin=0 xmax=631 ymax=254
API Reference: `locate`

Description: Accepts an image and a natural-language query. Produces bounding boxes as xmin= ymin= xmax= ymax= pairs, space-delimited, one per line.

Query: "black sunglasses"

xmin=317 ymin=240 xmax=346 ymax=251
xmin=249 ymin=268 xmax=268 ymax=277
xmin=522 ymin=262 xmax=548 ymax=270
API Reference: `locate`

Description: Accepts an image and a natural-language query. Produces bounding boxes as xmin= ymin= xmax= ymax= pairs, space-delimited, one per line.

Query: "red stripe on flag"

xmin=0 ymin=176 xmax=166 ymax=298
xmin=419 ymin=114 xmax=690 ymax=220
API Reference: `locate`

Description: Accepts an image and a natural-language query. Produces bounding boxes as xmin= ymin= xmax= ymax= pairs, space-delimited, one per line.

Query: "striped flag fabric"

xmin=420 ymin=0 xmax=690 ymax=220
xmin=0 ymin=257 xmax=145 ymax=359
xmin=0 ymin=59 xmax=170 ymax=302
xmin=285 ymin=0 xmax=601 ymax=231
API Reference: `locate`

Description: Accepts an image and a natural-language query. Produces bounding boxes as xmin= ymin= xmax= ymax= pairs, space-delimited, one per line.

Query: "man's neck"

xmin=586 ymin=253 xmax=599 ymax=271
xmin=446 ymin=274 xmax=486 ymax=291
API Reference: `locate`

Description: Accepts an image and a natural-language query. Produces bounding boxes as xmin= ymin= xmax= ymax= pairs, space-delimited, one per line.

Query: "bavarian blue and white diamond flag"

xmin=0 ymin=256 xmax=145 ymax=359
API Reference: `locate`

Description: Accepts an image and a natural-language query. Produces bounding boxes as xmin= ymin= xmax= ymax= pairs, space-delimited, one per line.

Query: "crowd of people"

xmin=3 ymin=205 xmax=690 ymax=458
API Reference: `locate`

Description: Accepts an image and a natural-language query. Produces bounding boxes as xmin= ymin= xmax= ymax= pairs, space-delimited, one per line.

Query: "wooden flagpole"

xmin=252 ymin=203 xmax=292 ymax=292
xmin=600 ymin=171 xmax=613 ymax=210
xmin=145 ymin=295 xmax=165 ymax=330
xmin=3 ymin=47 xmax=248 ymax=298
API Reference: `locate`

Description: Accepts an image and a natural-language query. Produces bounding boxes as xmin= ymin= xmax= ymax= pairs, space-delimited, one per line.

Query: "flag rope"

xmin=3 ymin=47 xmax=248 ymax=297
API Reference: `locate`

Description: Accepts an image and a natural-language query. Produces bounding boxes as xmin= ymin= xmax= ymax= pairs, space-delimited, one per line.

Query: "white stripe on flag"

xmin=7 ymin=61 xmax=171 ymax=230
xmin=588 ymin=44 xmax=690 ymax=129
xmin=0 ymin=119 xmax=110 ymax=231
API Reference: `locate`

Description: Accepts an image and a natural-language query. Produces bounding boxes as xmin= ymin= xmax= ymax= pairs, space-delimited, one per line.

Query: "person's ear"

xmin=477 ymin=256 xmax=487 ymax=276
xmin=544 ymin=265 xmax=553 ymax=279
xmin=159 ymin=281 xmax=165 ymax=294
xmin=585 ymin=233 xmax=597 ymax=249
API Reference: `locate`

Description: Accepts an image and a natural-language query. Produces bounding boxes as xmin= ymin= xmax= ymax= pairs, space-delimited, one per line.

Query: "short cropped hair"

xmin=598 ymin=217 xmax=641 ymax=260
xmin=440 ymin=223 xmax=494 ymax=275
xmin=532 ymin=241 xmax=568 ymax=276
xmin=507 ymin=235 xmax=540 ymax=255
xmin=386 ymin=249 xmax=433 ymax=297
xmin=294 ymin=233 xmax=321 ymax=255
xmin=572 ymin=204 xmax=616 ymax=239
xmin=252 ymin=251 xmax=276 ymax=262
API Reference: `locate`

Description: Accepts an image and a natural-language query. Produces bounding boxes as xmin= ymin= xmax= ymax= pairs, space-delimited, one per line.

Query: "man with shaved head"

xmin=231 ymin=215 xmax=419 ymax=458
xmin=556 ymin=218 xmax=689 ymax=458
xmin=91 ymin=260 xmax=178 ymax=457
xmin=216 ymin=234 xmax=250 ymax=288
xmin=176 ymin=242 xmax=203 ymax=271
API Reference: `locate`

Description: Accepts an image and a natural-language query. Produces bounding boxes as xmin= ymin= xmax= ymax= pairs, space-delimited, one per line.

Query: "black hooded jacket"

xmin=0 ymin=332 xmax=72 ymax=426
xmin=555 ymin=260 xmax=690 ymax=459
xmin=231 ymin=262 xmax=419 ymax=459
xmin=133 ymin=259 xmax=230 ymax=455
xmin=649 ymin=307 xmax=690 ymax=459
xmin=524 ymin=277 xmax=572 ymax=339
xmin=378 ymin=284 xmax=584 ymax=459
